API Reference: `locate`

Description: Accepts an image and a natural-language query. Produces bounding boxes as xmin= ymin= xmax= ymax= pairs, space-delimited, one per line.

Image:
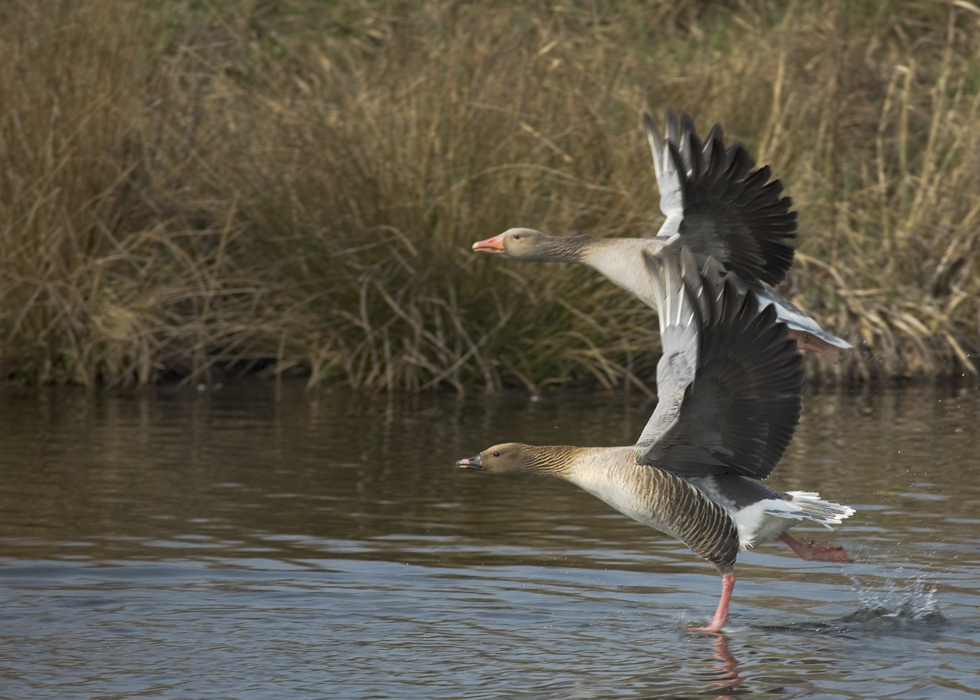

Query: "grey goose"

xmin=472 ymin=110 xmax=852 ymax=362
xmin=457 ymin=247 xmax=854 ymax=633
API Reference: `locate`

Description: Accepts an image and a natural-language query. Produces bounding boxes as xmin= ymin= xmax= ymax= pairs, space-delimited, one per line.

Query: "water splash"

xmin=836 ymin=575 xmax=945 ymax=635
xmin=753 ymin=575 xmax=946 ymax=638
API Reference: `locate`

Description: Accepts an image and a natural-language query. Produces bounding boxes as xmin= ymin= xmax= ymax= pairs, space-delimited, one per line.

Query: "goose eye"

xmin=492 ymin=450 xmax=500 ymax=457
xmin=513 ymin=233 xmax=521 ymax=240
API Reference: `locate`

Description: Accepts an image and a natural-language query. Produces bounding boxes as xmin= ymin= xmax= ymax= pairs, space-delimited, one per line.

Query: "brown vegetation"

xmin=1 ymin=1 xmax=979 ymax=391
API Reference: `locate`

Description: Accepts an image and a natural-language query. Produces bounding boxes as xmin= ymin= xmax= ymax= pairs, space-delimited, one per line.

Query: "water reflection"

xmin=709 ymin=634 xmax=743 ymax=698
xmin=0 ymin=382 xmax=979 ymax=698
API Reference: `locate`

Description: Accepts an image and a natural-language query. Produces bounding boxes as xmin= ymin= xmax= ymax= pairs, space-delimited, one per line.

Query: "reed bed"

xmin=1 ymin=0 xmax=979 ymax=391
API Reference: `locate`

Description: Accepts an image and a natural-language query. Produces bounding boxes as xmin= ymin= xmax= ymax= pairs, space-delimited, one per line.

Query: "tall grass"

xmin=1 ymin=0 xmax=979 ymax=391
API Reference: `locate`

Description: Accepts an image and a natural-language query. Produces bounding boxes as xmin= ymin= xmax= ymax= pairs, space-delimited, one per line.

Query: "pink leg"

xmin=780 ymin=532 xmax=852 ymax=562
xmin=691 ymin=573 xmax=736 ymax=633
xmin=788 ymin=330 xmax=841 ymax=363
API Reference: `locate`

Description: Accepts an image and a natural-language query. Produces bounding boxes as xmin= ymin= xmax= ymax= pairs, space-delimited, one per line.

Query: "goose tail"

xmin=771 ymin=491 xmax=856 ymax=528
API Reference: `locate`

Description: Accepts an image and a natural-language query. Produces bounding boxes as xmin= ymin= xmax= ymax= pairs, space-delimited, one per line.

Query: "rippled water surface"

xmin=1 ymin=382 xmax=979 ymax=699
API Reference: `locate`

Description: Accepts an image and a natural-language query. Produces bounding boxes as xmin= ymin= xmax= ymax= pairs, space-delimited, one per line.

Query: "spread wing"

xmin=644 ymin=109 xmax=797 ymax=287
xmin=634 ymin=247 xmax=703 ymax=447
xmin=635 ymin=247 xmax=804 ymax=481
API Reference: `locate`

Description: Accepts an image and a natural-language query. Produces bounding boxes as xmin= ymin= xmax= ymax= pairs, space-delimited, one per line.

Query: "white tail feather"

xmin=765 ymin=491 xmax=855 ymax=528
xmin=734 ymin=492 xmax=855 ymax=549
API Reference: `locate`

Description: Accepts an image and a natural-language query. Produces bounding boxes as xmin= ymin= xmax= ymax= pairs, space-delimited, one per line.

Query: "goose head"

xmin=456 ymin=442 xmax=530 ymax=474
xmin=457 ymin=442 xmax=576 ymax=476
xmin=471 ymin=228 xmax=586 ymax=263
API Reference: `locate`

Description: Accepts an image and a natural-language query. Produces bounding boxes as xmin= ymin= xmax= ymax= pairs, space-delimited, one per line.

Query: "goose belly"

xmin=566 ymin=461 xmax=697 ymax=542
xmin=578 ymin=476 xmax=677 ymax=534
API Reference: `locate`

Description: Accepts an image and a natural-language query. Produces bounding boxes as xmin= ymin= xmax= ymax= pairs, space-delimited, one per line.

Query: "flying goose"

xmin=457 ymin=247 xmax=854 ymax=632
xmin=472 ymin=110 xmax=851 ymax=362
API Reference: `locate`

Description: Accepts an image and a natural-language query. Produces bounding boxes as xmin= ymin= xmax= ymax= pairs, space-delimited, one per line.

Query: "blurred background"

xmin=2 ymin=0 xmax=978 ymax=392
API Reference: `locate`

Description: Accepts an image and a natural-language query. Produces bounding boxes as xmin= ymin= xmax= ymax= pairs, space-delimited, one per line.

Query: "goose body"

xmin=472 ymin=110 xmax=851 ymax=362
xmin=458 ymin=248 xmax=854 ymax=632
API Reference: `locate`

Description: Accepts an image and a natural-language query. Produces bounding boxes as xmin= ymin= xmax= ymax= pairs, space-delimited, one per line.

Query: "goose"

xmin=472 ymin=110 xmax=852 ymax=362
xmin=457 ymin=247 xmax=854 ymax=633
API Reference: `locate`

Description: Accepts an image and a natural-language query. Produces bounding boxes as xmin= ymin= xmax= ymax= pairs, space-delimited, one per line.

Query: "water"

xmin=1 ymin=382 xmax=979 ymax=699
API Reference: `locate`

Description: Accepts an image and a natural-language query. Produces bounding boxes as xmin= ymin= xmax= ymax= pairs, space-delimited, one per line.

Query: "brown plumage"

xmin=458 ymin=247 xmax=854 ymax=632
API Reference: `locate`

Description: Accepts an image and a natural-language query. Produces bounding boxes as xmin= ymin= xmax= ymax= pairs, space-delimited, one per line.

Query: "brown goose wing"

xmin=644 ymin=110 xmax=797 ymax=287
xmin=636 ymin=247 xmax=804 ymax=481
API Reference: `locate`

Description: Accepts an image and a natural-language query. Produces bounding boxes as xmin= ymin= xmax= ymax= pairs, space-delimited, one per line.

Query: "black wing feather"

xmin=646 ymin=110 xmax=798 ymax=286
xmin=639 ymin=253 xmax=804 ymax=480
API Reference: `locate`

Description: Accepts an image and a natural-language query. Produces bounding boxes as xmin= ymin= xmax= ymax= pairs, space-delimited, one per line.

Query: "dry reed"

xmin=1 ymin=0 xmax=979 ymax=391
